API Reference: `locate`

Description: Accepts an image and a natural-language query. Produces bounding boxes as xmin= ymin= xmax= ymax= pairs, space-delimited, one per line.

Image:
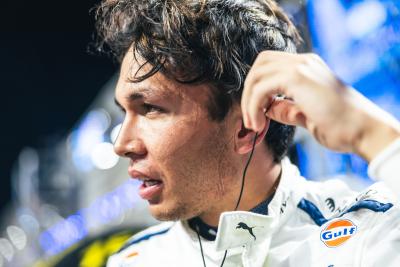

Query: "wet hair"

xmin=95 ymin=0 xmax=301 ymax=162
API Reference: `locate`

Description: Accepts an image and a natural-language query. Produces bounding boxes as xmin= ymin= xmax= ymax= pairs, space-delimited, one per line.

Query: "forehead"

xmin=117 ymin=51 xmax=177 ymax=97
xmin=116 ymin=49 xmax=212 ymax=104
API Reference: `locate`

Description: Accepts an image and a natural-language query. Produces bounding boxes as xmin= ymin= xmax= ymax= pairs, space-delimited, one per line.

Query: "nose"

xmin=113 ymin=118 xmax=147 ymax=159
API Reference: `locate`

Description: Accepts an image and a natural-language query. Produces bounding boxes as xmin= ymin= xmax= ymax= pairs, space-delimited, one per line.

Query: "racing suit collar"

xmin=214 ymin=158 xmax=306 ymax=251
xmin=188 ymin=194 xmax=274 ymax=241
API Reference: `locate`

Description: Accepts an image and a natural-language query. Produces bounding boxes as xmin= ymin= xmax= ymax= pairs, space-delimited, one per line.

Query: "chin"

xmin=149 ymin=208 xmax=181 ymax=221
xmin=148 ymin=202 xmax=198 ymax=221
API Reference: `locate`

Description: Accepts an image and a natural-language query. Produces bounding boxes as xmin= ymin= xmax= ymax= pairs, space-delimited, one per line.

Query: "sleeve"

xmin=368 ymin=138 xmax=400 ymax=196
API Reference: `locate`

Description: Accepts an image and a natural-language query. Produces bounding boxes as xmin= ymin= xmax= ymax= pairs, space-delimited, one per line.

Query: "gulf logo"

xmin=320 ymin=219 xmax=357 ymax=248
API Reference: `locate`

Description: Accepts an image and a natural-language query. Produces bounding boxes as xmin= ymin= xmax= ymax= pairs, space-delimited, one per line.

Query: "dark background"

xmin=0 ymin=0 xmax=116 ymax=213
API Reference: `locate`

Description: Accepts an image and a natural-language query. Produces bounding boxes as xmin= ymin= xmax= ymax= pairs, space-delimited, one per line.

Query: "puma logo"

xmin=236 ymin=222 xmax=257 ymax=240
xmin=325 ymin=198 xmax=335 ymax=212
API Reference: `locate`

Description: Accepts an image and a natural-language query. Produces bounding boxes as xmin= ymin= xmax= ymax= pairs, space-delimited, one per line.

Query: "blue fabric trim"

xmin=297 ymin=198 xmax=394 ymax=227
xmin=297 ymin=198 xmax=328 ymax=226
xmin=188 ymin=217 xmax=218 ymax=241
xmin=341 ymin=199 xmax=393 ymax=216
xmin=118 ymin=228 xmax=170 ymax=253
xmin=250 ymin=196 xmax=272 ymax=215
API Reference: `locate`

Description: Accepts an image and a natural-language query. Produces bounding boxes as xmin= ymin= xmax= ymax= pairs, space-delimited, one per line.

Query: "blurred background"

xmin=0 ymin=0 xmax=399 ymax=266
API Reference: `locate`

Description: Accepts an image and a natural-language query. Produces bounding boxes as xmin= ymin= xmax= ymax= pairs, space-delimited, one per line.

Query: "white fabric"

xmin=368 ymin=137 xmax=400 ymax=196
xmin=108 ymin=150 xmax=400 ymax=267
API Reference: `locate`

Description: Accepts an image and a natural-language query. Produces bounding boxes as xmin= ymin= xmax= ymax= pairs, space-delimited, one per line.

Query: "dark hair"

xmin=95 ymin=0 xmax=300 ymax=162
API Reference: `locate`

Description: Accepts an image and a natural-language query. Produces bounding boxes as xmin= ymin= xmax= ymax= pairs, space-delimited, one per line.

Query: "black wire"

xmin=234 ymin=132 xmax=259 ymax=211
xmin=196 ymin=132 xmax=259 ymax=267
xmin=219 ymin=250 xmax=228 ymax=267
xmin=195 ymin=226 xmax=207 ymax=267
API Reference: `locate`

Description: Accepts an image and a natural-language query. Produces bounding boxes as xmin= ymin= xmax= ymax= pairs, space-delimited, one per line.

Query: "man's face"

xmin=114 ymin=51 xmax=241 ymax=221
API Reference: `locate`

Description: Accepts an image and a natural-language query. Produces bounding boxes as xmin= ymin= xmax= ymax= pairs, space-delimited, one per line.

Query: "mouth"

xmin=142 ymin=179 xmax=162 ymax=187
xmin=129 ymin=169 xmax=164 ymax=202
xmin=138 ymin=178 xmax=164 ymax=202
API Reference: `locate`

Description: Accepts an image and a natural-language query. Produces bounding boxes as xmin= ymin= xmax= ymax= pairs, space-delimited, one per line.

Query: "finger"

xmin=244 ymin=55 xmax=292 ymax=96
xmin=243 ymin=67 xmax=278 ymax=117
xmin=243 ymin=56 xmax=287 ymax=112
xmin=265 ymin=98 xmax=306 ymax=127
xmin=244 ymin=76 xmax=290 ymax=131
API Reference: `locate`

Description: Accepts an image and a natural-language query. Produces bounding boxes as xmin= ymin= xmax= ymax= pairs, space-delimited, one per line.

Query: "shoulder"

xmin=336 ymin=182 xmax=399 ymax=220
xmin=299 ymin=178 xmax=356 ymax=215
xmin=118 ymin=221 xmax=175 ymax=253
xmin=328 ymin=181 xmax=399 ymax=227
xmin=296 ymin=178 xmax=399 ymax=226
xmin=334 ymin=183 xmax=400 ymax=264
xmin=107 ymin=222 xmax=177 ymax=266
xmin=356 ymin=184 xmax=400 ymax=265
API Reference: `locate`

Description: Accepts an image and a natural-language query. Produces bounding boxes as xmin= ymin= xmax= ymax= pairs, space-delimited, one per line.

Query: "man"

xmin=95 ymin=0 xmax=400 ymax=266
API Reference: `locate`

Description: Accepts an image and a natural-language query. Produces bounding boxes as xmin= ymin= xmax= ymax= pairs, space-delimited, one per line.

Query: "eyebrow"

xmin=126 ymin=87 xmax=153 ymax=100
xmin=113 ymin=91 xmax=147 ymax=111
xmin=114 ymin=87 xmax=173 ymax=109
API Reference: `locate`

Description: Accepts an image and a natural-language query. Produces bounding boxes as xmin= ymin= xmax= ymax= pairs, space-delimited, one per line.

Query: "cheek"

xmin=140 ymin=116 xmax=209 ymax=166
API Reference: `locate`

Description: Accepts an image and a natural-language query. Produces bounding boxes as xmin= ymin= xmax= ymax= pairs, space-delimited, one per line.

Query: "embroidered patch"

xmin=320 ymin=219 xmax=357 ymax=247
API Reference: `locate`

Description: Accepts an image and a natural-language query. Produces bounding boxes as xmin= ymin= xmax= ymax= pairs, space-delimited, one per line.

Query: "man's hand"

xmin=242 ymin=51 xmax=400 ymax=162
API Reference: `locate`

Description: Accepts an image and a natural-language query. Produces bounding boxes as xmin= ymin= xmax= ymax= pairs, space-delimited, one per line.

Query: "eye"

xmin=141 ymin=103 xmax=165 ymax=114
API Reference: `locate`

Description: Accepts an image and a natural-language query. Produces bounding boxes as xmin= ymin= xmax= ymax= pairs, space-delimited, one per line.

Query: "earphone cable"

xmin=196 ymin=132 xmax=259 ymax=267
xmin=234 ymin=132 xmax=258 ymax=211
xmin=195 ymin=226 xmax=207 ymax=267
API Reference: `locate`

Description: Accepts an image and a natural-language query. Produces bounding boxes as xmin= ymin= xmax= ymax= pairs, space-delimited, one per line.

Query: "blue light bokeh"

xmin=302 ymin=0 xmax=400 ymax=180
xmin=39 ymin=179 xmax=140 ymax=256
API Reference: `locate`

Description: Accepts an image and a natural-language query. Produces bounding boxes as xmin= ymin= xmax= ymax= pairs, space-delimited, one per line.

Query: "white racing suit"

xmin=108 ymin=139 xmax=400 ymax=267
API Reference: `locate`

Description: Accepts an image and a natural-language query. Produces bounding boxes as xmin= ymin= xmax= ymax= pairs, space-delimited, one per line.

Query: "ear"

xmin=234 ymin=117 xmax=270 ymax=155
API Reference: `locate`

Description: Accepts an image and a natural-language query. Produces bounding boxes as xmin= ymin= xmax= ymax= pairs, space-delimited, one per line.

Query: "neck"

xmin=199 ymin=144 xmax=281 ymax=227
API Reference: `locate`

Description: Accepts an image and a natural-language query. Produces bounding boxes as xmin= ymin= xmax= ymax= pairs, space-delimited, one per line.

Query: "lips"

xmin=128 ymin=168 xmax=164 ymax=202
